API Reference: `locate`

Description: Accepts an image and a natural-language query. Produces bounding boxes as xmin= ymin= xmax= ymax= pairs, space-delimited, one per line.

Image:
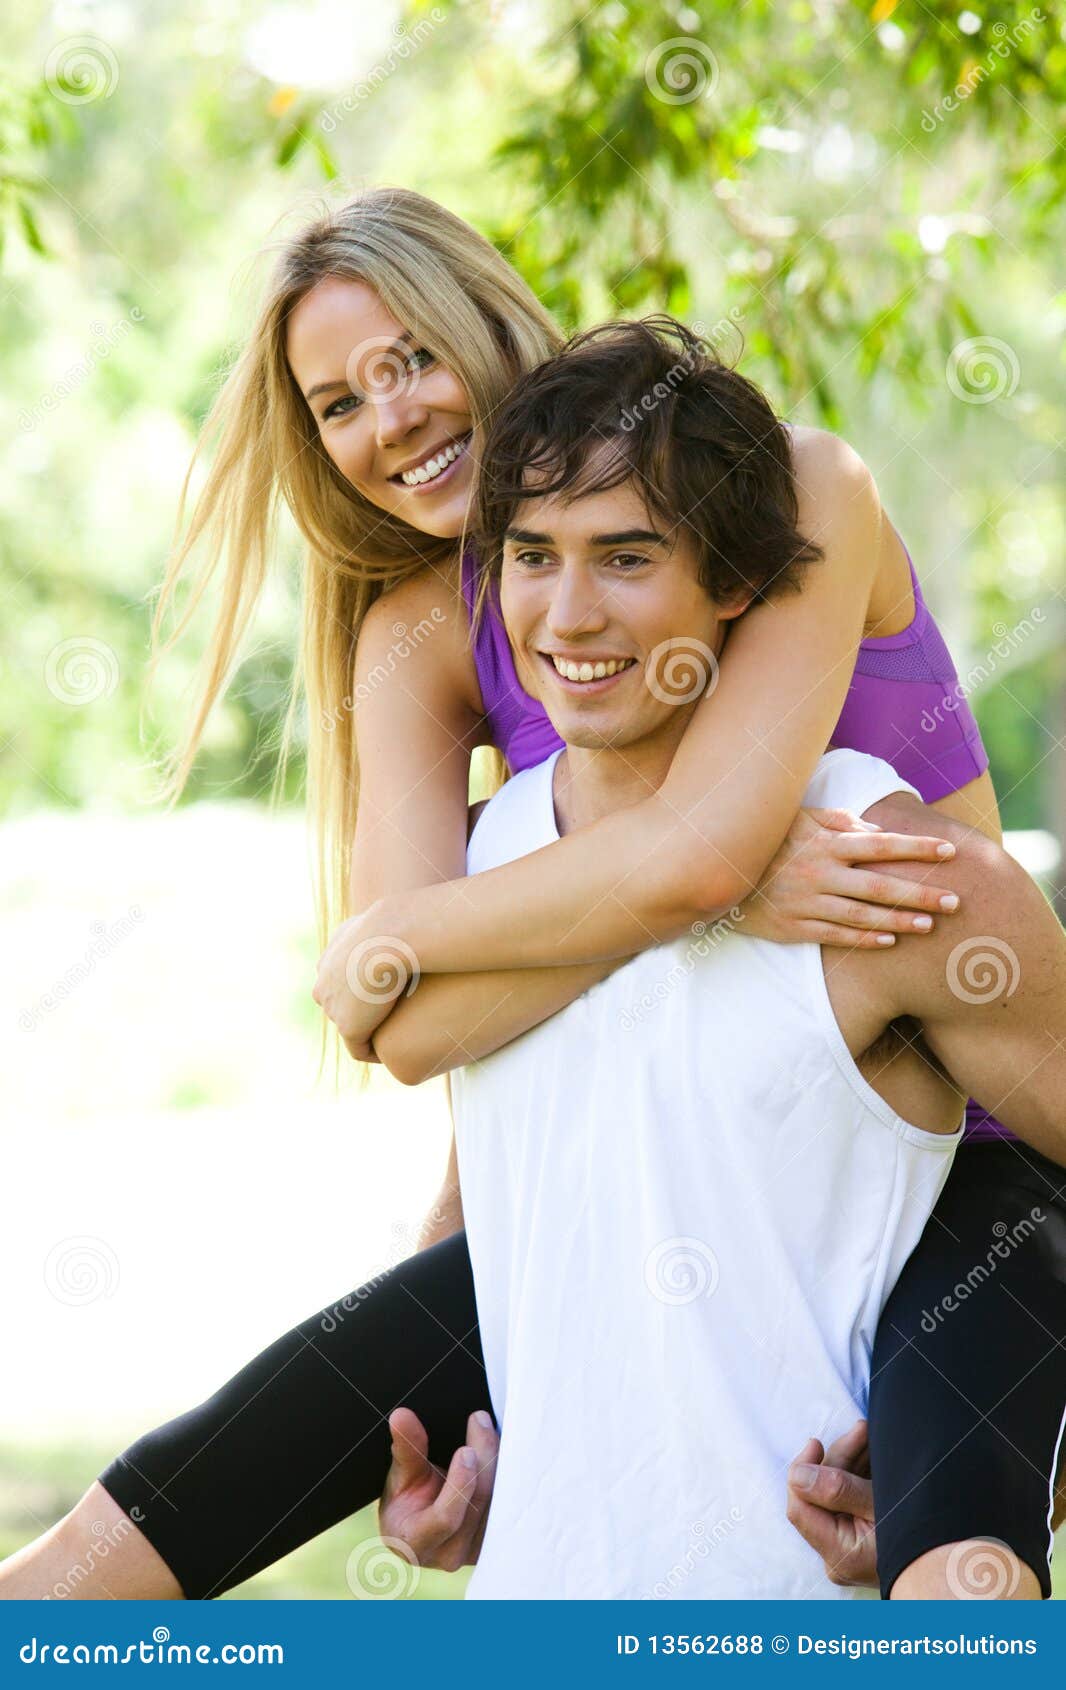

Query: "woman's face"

xmin=286 ymin=276 xmax=477 ymax=540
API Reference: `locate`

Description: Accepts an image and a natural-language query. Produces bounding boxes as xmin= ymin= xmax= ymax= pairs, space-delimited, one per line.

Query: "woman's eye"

xmin=514 ymin=551 xmax=550 ymax=569
xmin=407 ymin=346 xmax=436 ymax=372
xmin=322 ymin=393 xmax=361 ymax=422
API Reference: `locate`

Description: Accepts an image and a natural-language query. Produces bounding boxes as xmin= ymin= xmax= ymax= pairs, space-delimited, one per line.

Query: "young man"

xmin=373 ymin=331 xmax=1066 ymax=1599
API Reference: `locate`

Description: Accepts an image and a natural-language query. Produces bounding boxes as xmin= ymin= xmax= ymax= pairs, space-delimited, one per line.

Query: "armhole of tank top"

xmin=861 ymin=543 xmax=926 ymax=647
xmin=802 ymin=928 xmax=964 ymax=1151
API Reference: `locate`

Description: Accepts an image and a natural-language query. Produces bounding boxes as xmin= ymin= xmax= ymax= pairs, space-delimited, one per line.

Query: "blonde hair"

xmin=146 ymin=186 xmax=564 ymax=1066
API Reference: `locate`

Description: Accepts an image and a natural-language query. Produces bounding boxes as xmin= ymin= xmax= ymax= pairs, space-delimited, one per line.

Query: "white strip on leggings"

xmin=1044 ymin=1396 xmax=1066 ymax=1576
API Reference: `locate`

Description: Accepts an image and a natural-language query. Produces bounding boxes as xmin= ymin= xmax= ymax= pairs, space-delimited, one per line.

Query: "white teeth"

xmin=400 ymin=438 xmax=465 ymax=487
xmin=550 ymin=655 xmax=635 ymax=682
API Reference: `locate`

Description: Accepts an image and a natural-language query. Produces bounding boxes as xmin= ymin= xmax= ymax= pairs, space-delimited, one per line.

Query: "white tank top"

xmin=451 ymin=748 xmax=964 ymax=1600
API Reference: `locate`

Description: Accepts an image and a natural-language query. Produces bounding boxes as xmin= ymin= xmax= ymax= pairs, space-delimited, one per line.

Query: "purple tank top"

xmin=460 ymin=546 xmax=1004 ymax=1145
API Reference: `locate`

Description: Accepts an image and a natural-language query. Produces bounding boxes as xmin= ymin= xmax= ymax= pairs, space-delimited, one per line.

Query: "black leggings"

xmin=870 ymin=1141 xmax=1066 ymax=1599
xmin=101 ymin=1234 xmax=488 ymax=1598
xmin=101 ymin=1145 xmax=1066 ymax=1599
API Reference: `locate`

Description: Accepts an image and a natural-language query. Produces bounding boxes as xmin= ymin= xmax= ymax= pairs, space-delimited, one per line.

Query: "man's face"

xmin=499 ymin=471 xmax=747 ymax=753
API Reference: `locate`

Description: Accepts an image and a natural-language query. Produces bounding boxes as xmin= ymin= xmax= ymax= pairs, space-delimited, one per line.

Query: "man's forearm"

xmin=372 ymin=958 xmax=619 ymax=1085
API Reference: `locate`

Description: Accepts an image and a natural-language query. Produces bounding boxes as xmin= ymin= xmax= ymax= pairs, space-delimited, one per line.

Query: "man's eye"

xmin=514 ymin=551 xmax=551 ymax=569
xmin=322 ymin=394 xmax=362 ymax=421
xmin=609 ymin=553 xmax=648 ymax=570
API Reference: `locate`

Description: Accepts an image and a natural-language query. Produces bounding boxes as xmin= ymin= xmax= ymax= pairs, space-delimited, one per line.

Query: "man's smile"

xmin=536 ymin=650 xmax=639 ymax=691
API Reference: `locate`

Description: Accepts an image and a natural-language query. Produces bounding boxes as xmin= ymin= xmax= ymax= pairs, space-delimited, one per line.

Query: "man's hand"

xmin=786 ymin=1418 xmax=878 ymax=1587
xmin=378 ymin=1406 xmax=499 ymax=1573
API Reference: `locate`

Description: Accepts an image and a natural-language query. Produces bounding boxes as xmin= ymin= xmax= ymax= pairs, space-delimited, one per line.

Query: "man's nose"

xmin=545 ymin=565 xmax=609 ymax=637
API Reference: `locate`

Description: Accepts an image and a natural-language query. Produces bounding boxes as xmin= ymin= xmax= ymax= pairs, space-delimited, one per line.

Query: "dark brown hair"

xmin=472 ymin=314 xmax=824 ymax=612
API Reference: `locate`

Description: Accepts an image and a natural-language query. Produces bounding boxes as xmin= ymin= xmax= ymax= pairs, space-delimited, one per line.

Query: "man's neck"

xmin=551 ymin=711 xmax=693 ymax=835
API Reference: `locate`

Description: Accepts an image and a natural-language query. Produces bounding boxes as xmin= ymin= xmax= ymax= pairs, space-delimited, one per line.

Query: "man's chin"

xmin=551 ymin=714 xmax=634 ymax=751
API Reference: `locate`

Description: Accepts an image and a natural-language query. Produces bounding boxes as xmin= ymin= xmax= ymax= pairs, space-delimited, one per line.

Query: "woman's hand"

xmin=737 ymin=807 xmax=962 ymax=949
xmin=313 ymin=902 xmax=413 ymax=1062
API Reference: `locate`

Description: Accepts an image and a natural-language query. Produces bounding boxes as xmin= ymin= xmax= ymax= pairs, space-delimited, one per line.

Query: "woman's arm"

xmin=340 ymin=567 xmax=627 ymax=1075
xmin=360 ymin=436 xmax=930 ymax=972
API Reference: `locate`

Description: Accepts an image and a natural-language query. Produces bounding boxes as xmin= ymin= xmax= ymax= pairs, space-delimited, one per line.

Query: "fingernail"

xmin=913 ymin=915 xmax=933 ymax=931
xmin=936 ymin=842 xmax=955 ymax=858
xmin=876 ymin=934 xmax=896 ymax=946
xmin=789 ymin=1463 xmax=819 ymax=1491
xmin=474 ymin=1410 xmax=494 ymax=1431
xmin=939 ymin=894 xmax=959 ymax=911
xmin=460 ymin=1446 xmax=478 ymax=1469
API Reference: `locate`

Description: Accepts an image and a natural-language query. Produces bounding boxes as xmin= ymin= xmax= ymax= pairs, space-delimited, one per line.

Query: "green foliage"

xmin=2 ymin=0 xmax=1063 ymax=831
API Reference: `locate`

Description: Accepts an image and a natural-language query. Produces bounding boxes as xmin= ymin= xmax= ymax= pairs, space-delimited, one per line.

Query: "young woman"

xmin=3 ymin=187 xmax=1062 ymax=1602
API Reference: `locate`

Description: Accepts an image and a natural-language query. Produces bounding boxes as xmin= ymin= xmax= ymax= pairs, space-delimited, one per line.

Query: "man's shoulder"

xmin=802 ymin=748 xmax=919 ymax=817
xmin=841 ymin=791 xmax=1020 ymax=1022
xmin=465 ymin=753 xmax=560 ymax=866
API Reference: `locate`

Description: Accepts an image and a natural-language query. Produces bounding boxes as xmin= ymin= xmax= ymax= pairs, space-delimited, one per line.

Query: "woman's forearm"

xmin=373 ymin=793 xmax=724 ymax=976
xmin=372 ymin=955 xmax=621 ymax=1085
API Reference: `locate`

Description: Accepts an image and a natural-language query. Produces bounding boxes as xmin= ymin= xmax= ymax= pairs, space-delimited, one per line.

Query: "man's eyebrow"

xmin=304 ymin=332 xmax=416 ymax=403
xmin=504 ymin=527 xmax=667 ymax=546
xmin=591 ymin=529 xmax=666 ymax=546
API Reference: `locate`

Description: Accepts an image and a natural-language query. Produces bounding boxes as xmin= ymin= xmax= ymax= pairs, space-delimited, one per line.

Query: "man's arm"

xmin=864 ymin=793 xmax=1066 ymax=1166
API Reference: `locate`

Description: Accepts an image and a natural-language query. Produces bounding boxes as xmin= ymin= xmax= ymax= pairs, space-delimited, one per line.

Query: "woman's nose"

xmin=374 ymin=395 xmax=429 ymax=448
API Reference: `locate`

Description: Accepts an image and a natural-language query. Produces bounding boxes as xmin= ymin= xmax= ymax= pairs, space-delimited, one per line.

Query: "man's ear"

xmin=717 ymin=594 xmax=754 ymax=624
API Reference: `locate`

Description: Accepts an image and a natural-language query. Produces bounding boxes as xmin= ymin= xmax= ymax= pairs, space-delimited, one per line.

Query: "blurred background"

xmin=1 ymin=0 xmax=1064 ymax=1599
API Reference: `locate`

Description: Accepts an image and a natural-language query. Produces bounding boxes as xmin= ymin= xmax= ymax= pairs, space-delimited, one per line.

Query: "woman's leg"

xmin=869 ymin=1143 xmax=1066 ymax=1600
xmin=0 ymin=1231 xmax=488 ymax=1599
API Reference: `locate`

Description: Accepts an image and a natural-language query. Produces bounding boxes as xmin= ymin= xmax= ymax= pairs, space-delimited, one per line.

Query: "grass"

xmin=0 ymin=1443 xmax=468 ymax=1600
xmin=3 ymin=1442 xmax=1061 ymax=1601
